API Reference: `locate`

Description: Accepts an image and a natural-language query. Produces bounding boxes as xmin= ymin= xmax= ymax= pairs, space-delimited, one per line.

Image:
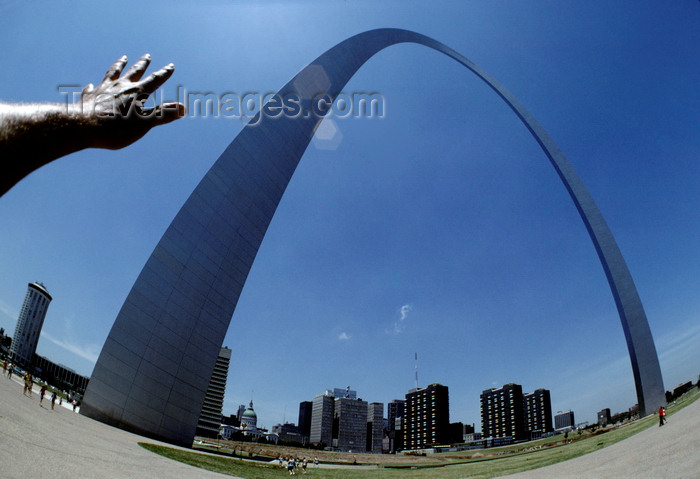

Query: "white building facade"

xmin=10 ymin=282 xmax=52 ymax=366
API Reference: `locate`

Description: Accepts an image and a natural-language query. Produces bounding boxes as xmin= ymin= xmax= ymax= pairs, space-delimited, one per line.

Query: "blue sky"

xmin=1 ymin=1 xmax=698 ymax=430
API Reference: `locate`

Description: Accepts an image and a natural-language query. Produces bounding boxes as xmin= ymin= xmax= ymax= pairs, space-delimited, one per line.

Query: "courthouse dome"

xmin=241 ymin=401 xmax=257 ymax=429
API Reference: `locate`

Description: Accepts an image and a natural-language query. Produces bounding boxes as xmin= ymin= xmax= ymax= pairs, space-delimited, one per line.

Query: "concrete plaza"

xmin=506 ymin=393 xmax=700 ymax=479
xmin=1 ymin=373 xmax=698 ymax=478
xmin=0 ymin=374 xmax=234 ymax=478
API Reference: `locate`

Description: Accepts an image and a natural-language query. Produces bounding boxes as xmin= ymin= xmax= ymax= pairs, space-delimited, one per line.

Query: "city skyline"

xmin=1 ymin=1 xmax=699 ymax=430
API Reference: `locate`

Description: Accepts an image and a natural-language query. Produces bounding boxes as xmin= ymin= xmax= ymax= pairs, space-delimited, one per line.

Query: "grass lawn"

xmin=140 ymin=388 xmax=698 ymax=478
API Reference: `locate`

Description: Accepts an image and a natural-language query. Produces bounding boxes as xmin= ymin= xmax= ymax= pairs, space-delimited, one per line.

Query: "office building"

xmin=10 ymin=282 xmax=52 ymax=367
xmin=367 ymin=402 xmax=384 ymax=453
xmin=196 ymin=347 xmax=231 ymax=438
xmin=333 ymin=396 xmax=368 ymax=452
xmin=272 ymin=423 xmax=302 ymax=443
xmin=236 ymin=404 xmax=247 ymax=422
xmin=310 ymin=393 xmax=334 ymax=446
xmin=298 ymin=401 xmax=312 ymax=444
xmin=387 ymin=399 xmax=405 ymax=452
xmin=480 ymin=383 xmax=526 ymax=441
xmin=554 ymin=410 xmax=575 ymax=431
xmin=404 ymin=383 xmax=450 ymax=449
xmin=597 ymin=408 xmax=611 ymax=425
xmin=481 ymin=384 xmax=554 ymax=442
xmin=524 ymin=388 xmax=553 ymax=438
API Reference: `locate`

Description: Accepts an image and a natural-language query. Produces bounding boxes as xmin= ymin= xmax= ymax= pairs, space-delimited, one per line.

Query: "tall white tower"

xmin=10 ymin=282 xmax=52 ymax=366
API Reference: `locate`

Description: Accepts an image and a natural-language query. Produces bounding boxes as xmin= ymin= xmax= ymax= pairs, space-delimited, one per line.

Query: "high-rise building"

xmin=333 ymin=397 xmax=368 ymax=452
xmin=236 ymin=404 xmax=247 ymax=421
xmin=597 ymin=408 xmax=611 ymax=425
xmin=554 ymin=410 xmax=575 ymax=430
xmin=523 ymin=388 xmax=553 ymax=439
xmin=367 ymin=402 xmax=384 ymax=453
xmin=481 ymin=384 xmax=554 ymax=442
xmin=404 ymin=383 xmax=450 ymax=449
xmin=310 ymin=393 xmax=334 ymax=446
xmin=10 ymin=282 xmax=52 ymax=367
xmin=298 ymin=401 xmax=313 ymax=444
xmin=480 ymin=383 xmax=526 ymax=441
xmin=196 ymin=346 xmax=231 ymax=438
xmin=387 ymin=399 xmax=405 ymax=452
xmin=309 ymin=389 xmax=383 ymax=453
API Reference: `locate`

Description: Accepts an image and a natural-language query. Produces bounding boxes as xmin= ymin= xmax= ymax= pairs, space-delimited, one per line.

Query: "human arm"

xmin=0 ymin=54 xmax=185 ymax=196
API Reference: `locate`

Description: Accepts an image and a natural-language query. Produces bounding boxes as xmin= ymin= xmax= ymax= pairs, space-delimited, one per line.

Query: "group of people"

xmin=278 ymin=455 xmax=319 ymax=475
xmin=39 ymin=384 xmax=59 ymax=410
xmin=3 ymin=358 xmax=75 ymax=411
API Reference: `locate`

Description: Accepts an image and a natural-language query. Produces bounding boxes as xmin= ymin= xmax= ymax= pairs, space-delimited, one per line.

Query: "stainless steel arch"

xmin=82 ymin=28 xmax=665 ymax=445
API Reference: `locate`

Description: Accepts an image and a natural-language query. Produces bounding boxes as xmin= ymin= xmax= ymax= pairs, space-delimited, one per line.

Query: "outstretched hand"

xmin=77 ymin=54 xmax=186 ymax=149
xmin=0 ymin=54 xmax=186 ymax=196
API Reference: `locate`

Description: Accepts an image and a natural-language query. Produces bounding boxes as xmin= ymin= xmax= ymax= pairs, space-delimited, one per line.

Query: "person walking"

xmin=658 ymin=406 xmax=666 ymax=426
xmin=23 ymin=373 xmax=32 ymax=396
xmin=51 ymin=391 xmax=57 ymax=410
xmin=40 ymin=384 xmax=47 ymax=405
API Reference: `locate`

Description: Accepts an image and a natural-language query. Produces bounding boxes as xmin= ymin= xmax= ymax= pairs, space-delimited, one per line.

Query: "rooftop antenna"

xmin=414 ymin=352 xmax=419 ymax=389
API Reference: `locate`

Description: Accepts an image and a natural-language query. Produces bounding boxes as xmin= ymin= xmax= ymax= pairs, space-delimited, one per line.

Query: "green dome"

xmin=242 ymin=400 xmax=256 ymax=419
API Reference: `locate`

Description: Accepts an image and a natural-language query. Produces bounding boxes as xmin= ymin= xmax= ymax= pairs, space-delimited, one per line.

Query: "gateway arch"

xmin=81 ymin=28 xmax=665 ymax=445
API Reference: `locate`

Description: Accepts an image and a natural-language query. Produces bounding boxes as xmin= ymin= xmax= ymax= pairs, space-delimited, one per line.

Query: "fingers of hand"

xmin=122 ymin=53 xmax=152 ymax=82
xmin=153 ymin=102 xmax=186 ymax=124
xmin=103 ymin=55 xmax=128 ymax=82
xmin=137 ymin=63 xmax=175 ymax=94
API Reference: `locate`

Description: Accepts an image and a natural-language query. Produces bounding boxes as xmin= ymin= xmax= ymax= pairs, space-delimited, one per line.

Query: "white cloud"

xmin=338 ymin=332 xmax=350 ymax=341
xmin=40 ymin=331 xmax=99 ymax=364
xmin=389 ymin=303 xmax=413 ymax=334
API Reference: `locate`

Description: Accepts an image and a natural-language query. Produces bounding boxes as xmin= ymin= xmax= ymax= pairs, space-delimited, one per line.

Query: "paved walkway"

xmin=503 ymin=396 xmax=700 ymax=479
xmin=1 ymin=373 xmax=698 ymax=478
xmin=0 ymin=375 xmax=236 ymax=479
